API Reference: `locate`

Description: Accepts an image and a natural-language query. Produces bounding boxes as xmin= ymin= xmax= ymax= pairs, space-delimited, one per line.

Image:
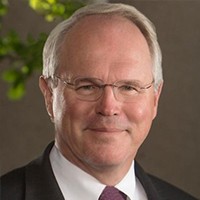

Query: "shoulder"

xmin=0 ymin=142 xmax=62 ymax=200
xmin=135 ymin=162 xmax=198 ymax=200
xmin=149 ymin=174 xmax=198 ymax=200
xmin=1 ymin=167 xmax=26 ymax=199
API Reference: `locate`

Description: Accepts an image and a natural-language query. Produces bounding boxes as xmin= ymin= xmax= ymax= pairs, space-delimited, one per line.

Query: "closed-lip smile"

xmin=86 ymin=127 xmax=125 ymax=133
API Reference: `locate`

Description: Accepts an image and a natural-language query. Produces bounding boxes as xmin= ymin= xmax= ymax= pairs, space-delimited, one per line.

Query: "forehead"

xmin=58 ymin=14 xmax=152 ymax=80
xmin=63 ymin=14 xmax=147 ymax=47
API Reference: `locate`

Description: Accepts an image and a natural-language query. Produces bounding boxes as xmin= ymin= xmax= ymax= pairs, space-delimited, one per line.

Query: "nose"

xmin=95 ymin=86 xmax=120 ymax=116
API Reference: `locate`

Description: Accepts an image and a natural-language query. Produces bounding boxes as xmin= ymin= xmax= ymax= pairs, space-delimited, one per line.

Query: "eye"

xmin=121 ymin=85 xmax=137 ymax=91
xmin=119 ymin=84 xmax=138 ymax=91
xmin=76 ymin=84 xmax=97 ymax=91
xmin=75 ymin=82 xmax=99 ymax=95
xmin=117 ymin=84 xmax=139 ymax=96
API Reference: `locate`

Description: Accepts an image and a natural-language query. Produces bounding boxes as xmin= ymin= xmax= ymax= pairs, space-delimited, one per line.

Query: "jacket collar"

xmin=25 ymin=142 xmax=64 ymax=200
xmin=135 ymin=162 xmax=161 ymax=200
xmin=25 ymin=142 xmax=161 ymax=200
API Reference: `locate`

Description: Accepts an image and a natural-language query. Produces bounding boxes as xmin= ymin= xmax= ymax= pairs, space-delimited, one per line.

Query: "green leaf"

xmin=7 ymin=82 xmax=25 ymax=100
xmin=45 ymin=14 xmax=54 ymax=21
xmin=0 ymin=0 xmax=8 ymax=16
xmin=1 ymin=0 xmax=87 ymax=100
xmin=47 ymin=0 xmax=56 ymax=4
xmin=21 ymin=65 xmax=29 ymax=74
xmin=2 ymin=69 xmax=19 ymax=83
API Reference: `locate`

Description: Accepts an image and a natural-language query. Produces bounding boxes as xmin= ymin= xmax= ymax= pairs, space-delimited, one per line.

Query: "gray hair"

xmin=43 ymin=3 xmax=163 ymax=90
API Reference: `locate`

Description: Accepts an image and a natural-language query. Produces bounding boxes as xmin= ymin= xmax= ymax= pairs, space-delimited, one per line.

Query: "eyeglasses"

xmin=55 ymin=76 xmax=154 ymax=102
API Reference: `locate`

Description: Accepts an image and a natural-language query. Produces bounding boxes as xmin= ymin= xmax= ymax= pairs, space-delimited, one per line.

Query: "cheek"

xmin=52 ymin=91 xmax=91 ymax=133
xmin=127 ymin=99 xmax=155 ymax=123
xmin=51 ymin=88 xmax=75 ymax=134
xmin=125 ymin=97 xmax=156 ymax=144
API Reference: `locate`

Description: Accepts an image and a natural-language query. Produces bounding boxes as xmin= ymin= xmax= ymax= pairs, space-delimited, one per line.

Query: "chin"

xmin=83 ymin=148 xmax=133 ymax=170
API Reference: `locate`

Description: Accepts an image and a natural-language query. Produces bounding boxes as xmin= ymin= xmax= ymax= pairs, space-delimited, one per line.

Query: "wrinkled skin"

xmin=39 ymin=15 xmax=162 ymax=185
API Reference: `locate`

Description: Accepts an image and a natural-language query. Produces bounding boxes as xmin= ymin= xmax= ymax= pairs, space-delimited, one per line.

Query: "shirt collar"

xmin=115 ymin=163 xmax=135 ymax=200
xmin=50 ymin=145 xmax=146 ymax=200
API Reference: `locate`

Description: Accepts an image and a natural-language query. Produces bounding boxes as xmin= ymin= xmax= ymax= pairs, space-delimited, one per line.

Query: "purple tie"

xmin=99 ymin=186 xmax=127 ymax=200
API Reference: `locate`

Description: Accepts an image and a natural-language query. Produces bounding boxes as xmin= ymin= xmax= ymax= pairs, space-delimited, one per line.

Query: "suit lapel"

xmin=25 ymin=142 xmax=64 ymax=200
xmin=135 ymin=162 xmax=162 ymax=200
xmin=23 ymin=142 xmax=162 ymax=200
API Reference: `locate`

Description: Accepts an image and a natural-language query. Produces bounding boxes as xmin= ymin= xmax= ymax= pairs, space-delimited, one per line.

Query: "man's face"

xmin=41 ymin=15 xmax=162 ymax=174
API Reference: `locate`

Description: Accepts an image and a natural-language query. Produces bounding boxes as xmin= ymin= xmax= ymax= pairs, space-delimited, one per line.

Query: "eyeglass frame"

xmin=52 ymin=75 xmax=155 ymax=102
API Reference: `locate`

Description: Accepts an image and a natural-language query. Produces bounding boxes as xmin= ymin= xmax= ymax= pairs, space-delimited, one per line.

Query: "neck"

xmin=71 ymin=156 xmax=132 ymax=186
xmin=85 ymin=162 xmax=133 ymax=186
xmin=56 ymin=140 xmax=133 ymax=186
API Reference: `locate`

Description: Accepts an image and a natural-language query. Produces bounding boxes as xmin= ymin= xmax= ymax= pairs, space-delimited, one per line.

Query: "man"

xmin=1 ymin=3 xmax=197 ymax=200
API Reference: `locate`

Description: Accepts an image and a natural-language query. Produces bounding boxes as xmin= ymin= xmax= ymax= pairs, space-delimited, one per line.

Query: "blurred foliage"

xmin=0 ymin=0 xmax=8 ymax=18
xmin=0 ymin=0 xmax=85 ymax=100
xmin=29 ymin=0 xmax=85 ymax=21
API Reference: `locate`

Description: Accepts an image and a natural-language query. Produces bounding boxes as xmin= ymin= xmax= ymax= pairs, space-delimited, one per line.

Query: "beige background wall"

xmin=1 ymin=0 xmax=200 ymax=198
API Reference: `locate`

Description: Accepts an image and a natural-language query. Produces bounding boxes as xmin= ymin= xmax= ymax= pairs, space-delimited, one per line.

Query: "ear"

xmin=39 ymin=76 xmax=54 ymax=122
xmin=153 ymin=81 xmax=163 ymax=119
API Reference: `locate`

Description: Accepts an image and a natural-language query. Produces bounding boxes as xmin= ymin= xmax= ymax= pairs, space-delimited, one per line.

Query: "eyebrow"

xmin=118 ymin=80 xmax=142 ymax=85
xmin=65 ymin=75 xmax=148 ymax=86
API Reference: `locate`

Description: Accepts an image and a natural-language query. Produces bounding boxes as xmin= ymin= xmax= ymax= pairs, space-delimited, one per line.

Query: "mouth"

xmin=85 ymin=116 xmax=130 ymax=134
xmin=85 ymin=127 xmax=128 ymax=134
xmin=89 ymin=128 xmax=122 ymax=132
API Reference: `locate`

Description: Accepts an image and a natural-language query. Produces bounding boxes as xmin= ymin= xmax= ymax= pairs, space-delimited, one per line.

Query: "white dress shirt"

xmin=50 ymin=145 xmax=147 ymax=200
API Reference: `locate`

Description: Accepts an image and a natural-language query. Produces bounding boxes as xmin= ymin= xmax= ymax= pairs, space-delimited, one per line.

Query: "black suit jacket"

xmin=0 ymin=142 xmax=197 ymax=200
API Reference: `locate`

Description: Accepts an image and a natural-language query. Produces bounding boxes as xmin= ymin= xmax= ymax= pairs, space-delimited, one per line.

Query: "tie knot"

xmin=99 ymin=186 xmax=126 ymax=200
